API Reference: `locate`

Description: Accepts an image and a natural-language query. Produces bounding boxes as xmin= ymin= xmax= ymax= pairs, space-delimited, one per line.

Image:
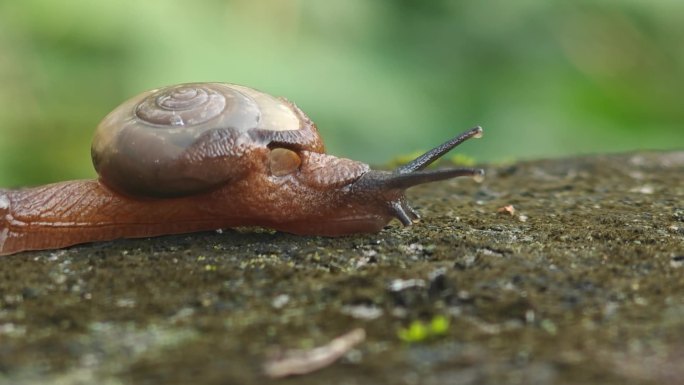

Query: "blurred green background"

xmin=0 ymin=0 xmax=682 ymax=187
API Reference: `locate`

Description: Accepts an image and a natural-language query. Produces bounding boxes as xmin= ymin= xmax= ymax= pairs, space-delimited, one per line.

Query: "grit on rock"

xmin=0 ymin=151 xmax=682 ymax=385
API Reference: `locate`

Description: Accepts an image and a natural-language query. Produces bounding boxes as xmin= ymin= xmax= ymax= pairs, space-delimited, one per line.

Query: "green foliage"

xmin=448 ymin=154 xmax=477 ymax=167
xmin=388 ymin=152 xmax=476 ymax=169
xmin=0 ymin=1 xmax=682 ymax=186
xmin=398 ymin=315 xmax=450 ymax=343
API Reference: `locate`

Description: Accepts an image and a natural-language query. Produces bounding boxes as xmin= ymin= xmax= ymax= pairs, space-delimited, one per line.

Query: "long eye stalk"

xmin=395 ymin=126 xmax=483 ymax=174
xmin=352 ymin=126 xmax=484 ymax=226
xmin=359 ymin=126 xmax=485 ymax=191
xmin=383 ymin=167 xmax=484 ymax=190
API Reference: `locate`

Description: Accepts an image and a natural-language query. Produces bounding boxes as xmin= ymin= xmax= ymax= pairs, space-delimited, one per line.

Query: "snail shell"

xmin=0 ymin=79 xmax=485 ymax=256
xmin=91 ymin=83 xmax=323 ymax=197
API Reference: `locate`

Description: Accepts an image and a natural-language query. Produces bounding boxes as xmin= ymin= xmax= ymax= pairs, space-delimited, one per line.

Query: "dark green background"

xmin=0 ymin=0 xmax=682 ymax=187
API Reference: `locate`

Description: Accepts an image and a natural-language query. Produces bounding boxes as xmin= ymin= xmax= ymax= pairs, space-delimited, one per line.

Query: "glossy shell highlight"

xmin=91 ymin=83 xmax=322 ymax=197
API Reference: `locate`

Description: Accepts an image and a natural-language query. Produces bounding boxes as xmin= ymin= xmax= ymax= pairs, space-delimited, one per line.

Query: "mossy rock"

xmin=0 ymin=151 xmax=682 ymax=385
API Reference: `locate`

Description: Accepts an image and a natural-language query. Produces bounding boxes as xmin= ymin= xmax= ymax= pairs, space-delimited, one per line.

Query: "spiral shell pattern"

xmin=136 ymin=85 xmax=226 ymax=127
xmin=91 ymin=82 xmax=312 ymax=197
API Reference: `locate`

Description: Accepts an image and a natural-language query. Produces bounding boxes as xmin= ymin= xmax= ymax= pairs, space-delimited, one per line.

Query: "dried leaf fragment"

xmin=263 ymin=328 xmax=366 ymax=378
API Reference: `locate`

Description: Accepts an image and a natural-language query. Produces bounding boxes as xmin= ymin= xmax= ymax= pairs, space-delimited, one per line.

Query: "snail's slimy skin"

xmin=0 ymin=83 xmax=484 ymax=256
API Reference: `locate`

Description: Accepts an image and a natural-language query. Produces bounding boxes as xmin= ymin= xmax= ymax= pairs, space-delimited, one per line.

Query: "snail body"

xmin=0 ymin=83 xmax=484 ymax=256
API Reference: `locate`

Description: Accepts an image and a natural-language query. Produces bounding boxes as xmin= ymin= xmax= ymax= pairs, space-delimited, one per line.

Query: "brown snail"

xmin=0 ymin=83 xmax=484 ymax=256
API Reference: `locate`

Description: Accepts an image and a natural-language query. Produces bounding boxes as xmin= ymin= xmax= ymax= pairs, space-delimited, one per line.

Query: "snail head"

xmin=350 ymin=126 xmax=484 ymax=226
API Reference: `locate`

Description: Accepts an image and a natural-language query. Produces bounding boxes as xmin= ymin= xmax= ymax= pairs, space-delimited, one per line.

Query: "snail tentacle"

xmin=396 ymin=126 xmax=483 ymax=174
xmin=349 ymin=127 xmax=485 ymax=227
xmin=390 ymin=200 xmax=415 ymax=226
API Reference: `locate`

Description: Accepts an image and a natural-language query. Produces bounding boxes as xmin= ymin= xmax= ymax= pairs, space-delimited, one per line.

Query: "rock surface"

xmin=0 ymin=151 xmax=682 ymax=385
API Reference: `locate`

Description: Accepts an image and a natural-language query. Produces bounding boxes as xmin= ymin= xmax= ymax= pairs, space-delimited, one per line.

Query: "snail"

xmin=0 ymin=83 xmax=484 ymax=256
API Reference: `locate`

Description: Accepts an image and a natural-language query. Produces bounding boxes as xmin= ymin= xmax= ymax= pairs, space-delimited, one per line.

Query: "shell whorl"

xmin=91 ymin=83 xmax=318 ymax=197
xmin=135 ymin=85 xmax=227 ymax=127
